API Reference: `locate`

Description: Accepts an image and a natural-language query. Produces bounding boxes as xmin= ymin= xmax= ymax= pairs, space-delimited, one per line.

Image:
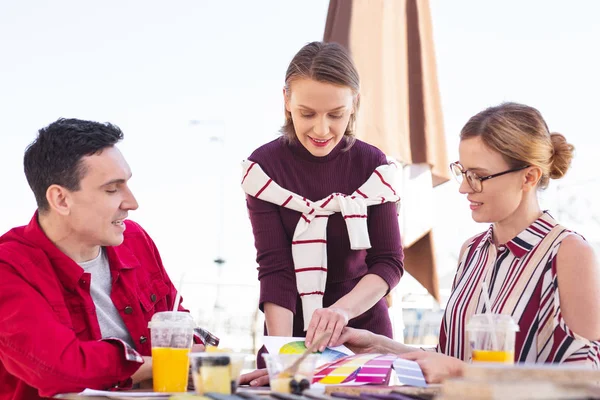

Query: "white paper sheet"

xmin=55 ymin=388 xmax=175 ymax=398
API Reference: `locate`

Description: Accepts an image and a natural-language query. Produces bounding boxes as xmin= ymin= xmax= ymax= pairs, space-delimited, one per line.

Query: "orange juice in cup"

xmin=148 ymin=311 xmax=195 ymax=392
xmin=471 ymin=349 xmax=514 ymax=363
xmin=151 ymin=347 xmax=191 ymax=391
xmin=466 ymin=314 xmax=519 ymax=365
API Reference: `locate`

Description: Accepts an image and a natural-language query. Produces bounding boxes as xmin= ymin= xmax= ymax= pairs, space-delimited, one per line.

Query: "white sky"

xmin=1 ymin=1 xmax=598 ymax=311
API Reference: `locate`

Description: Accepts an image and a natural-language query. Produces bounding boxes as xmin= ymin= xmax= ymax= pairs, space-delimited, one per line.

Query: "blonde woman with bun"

xmin=334 ymin=102 xmax=600 ymax=383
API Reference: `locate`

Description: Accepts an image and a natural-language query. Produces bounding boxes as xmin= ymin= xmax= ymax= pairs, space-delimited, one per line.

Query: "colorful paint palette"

xmin=279 ymin=341 xmax=308 ymax=354
xmin=279 ymin=340 xmax=348 ymax=364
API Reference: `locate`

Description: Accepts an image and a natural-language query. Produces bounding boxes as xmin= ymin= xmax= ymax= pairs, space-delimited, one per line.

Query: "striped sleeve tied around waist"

xmin=241 ymin=159 xmax=401 ymax=330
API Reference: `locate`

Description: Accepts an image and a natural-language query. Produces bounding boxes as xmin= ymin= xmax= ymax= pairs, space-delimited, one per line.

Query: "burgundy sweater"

xmin=246 ymin=137 xmax=404 ymax=339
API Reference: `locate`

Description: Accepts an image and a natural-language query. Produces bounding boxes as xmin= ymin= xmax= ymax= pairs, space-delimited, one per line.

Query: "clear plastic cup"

xmin=466 ymin=314 xmax=520 ymax=364
xmin=148 ymin=311 xmax=195 ymax=392
xmin=262 ymin=354 xmax=319 ymax=394
xmin=189 ymin=353 xmax=248 ymax=395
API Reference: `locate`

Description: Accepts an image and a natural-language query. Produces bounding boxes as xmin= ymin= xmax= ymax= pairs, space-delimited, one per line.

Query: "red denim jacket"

xmin=0 ymin=214 xmax=193 ymax=399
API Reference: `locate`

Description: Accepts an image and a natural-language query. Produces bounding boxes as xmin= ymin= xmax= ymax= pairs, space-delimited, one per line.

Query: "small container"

xmin=262 ymin=354 xmax=319 ymax=395
xmin=466 ymin=313 xmax=520 ymax=364
xmin=189 ymin=353 xmax=247 ymax=395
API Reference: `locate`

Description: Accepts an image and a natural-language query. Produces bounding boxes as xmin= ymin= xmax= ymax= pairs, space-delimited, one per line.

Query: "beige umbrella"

xmin=324 ymin=0 xmax=449 ymax=302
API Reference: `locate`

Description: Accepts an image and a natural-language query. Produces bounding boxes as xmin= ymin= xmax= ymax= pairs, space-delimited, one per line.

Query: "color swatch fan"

xmin=312 ymin=354 xmax=397 ymax=385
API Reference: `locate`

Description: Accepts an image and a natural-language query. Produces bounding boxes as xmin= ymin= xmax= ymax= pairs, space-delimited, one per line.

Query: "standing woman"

xmin=241 ymin=42 xmax=404 ymax=370
xmin=335 ymin=102 xmax=600 ymax=383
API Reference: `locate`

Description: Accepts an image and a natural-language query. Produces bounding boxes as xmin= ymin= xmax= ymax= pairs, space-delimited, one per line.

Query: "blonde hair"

xmin=281 ymin=41 xmax=360 ymax=147
xmin=460 ymin=102 xmax=574 ymax=189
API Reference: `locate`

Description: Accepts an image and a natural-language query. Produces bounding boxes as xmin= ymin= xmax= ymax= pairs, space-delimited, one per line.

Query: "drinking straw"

xmin=172 ymin=272 xmax=186 ymax=312
xmin=481 ymin=281 xmax=499 ymax=350
xmin=169 ymin=272 xmax=188 ymax=348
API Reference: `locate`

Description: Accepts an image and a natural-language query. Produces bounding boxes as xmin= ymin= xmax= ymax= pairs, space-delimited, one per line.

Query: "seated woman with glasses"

xmin=332 ymin=102 xmax=600 ymax=383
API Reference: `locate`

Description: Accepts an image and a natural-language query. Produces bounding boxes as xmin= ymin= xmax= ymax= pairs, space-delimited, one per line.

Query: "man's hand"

xmin=331 ymin=327 xmax=378 ymax=354
xmin=131 ymin=356 xmax=153 ymax=385
xmin=305 ymin=307 xmax=350 ymax=351
xmin=239 ymin=368 xmax=269 ymax=387
xmin=399 ymin=352 xmax=465 ymax=384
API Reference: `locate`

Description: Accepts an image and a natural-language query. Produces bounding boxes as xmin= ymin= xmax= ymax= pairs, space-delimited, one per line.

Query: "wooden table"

xmin=57 ymin=385 xmax=441 ymax=400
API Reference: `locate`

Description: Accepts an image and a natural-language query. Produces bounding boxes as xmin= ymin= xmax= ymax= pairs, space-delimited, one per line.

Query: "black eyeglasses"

xmin=449 ymin=162 xmax=530 ymax=193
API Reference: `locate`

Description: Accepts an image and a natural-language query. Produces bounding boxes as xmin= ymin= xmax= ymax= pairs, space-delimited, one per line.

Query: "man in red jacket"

xmin=0 ymin=118 xmax=205 ymax=399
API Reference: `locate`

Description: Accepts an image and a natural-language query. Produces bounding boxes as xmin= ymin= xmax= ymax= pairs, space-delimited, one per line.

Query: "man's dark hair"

xmin=24 ymin=118 xmax=124 ymax=212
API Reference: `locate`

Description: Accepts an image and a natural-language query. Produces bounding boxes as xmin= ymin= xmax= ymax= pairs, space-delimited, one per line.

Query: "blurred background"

xmin=1 ymin=0 xmax=598 ymax=355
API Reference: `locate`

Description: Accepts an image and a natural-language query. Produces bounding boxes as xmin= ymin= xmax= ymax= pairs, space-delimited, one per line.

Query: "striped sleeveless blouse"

xmin=437 ymin=211 xmax=600 ymax=365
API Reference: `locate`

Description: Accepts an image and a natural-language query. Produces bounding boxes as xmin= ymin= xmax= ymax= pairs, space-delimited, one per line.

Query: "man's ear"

xmin=46 ymin=185 xmax=72 ymax=216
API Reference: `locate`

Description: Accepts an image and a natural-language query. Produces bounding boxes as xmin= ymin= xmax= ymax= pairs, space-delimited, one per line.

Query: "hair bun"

xmin=549 ymin=133 xmax=574 ymax=179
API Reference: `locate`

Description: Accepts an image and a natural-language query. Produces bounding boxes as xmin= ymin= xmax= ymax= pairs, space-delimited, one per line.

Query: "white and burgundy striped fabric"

xmin=241 ymin=158 xmax=400 ymax=330
xmin=436 ymin=212 xmax=600 ymax=365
